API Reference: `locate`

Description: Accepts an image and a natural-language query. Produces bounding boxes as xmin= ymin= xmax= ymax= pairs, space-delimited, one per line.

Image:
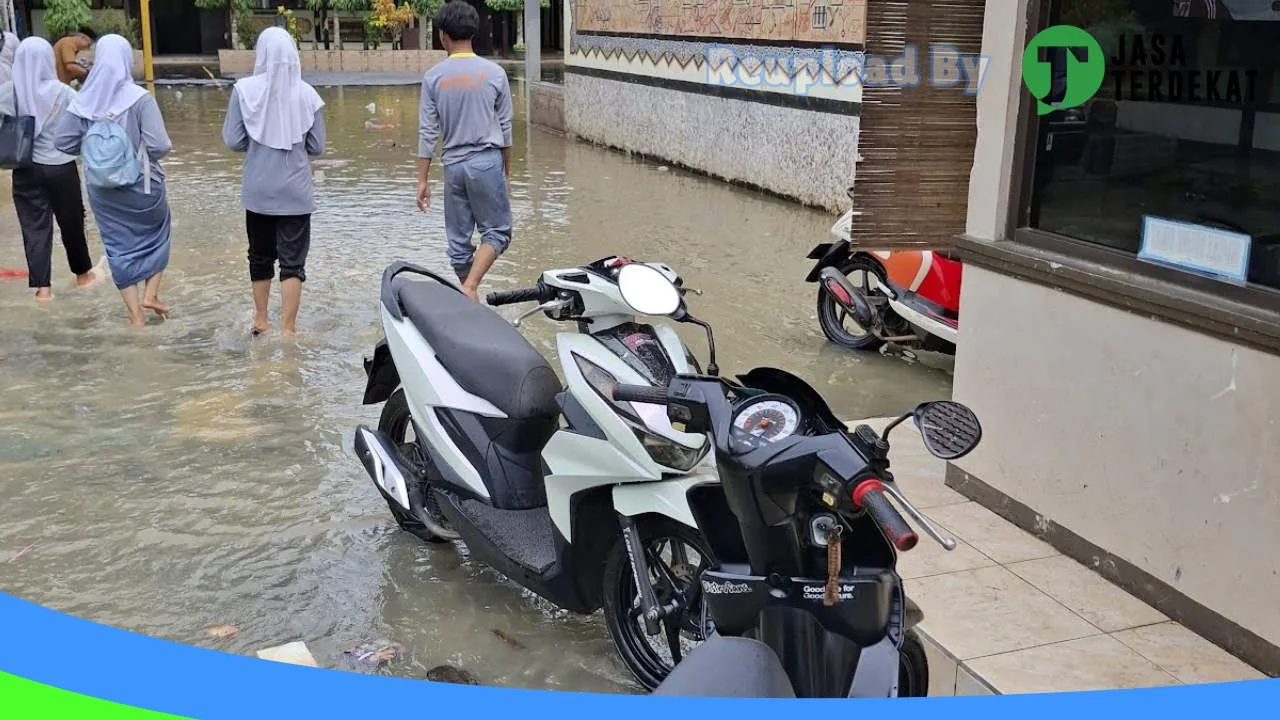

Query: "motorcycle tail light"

xmin=573 ymin=353 xmax=707 ymax=471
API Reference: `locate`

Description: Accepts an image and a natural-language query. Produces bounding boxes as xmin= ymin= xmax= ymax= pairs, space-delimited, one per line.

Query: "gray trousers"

xmin=443 ymin=148 xmax=512 ymax=280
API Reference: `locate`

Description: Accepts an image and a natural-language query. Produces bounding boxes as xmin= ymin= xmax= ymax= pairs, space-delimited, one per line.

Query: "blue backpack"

xmin=83 ymin=118 xmax=147 ymax=192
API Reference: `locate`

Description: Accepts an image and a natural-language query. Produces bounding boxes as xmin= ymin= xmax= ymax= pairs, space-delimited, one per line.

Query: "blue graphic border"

xmin=0 ymin=592 xmax=1276 ymax=717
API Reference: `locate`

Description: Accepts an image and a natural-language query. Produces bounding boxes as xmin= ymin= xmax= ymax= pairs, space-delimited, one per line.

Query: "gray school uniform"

xmin=417 ymin=54 xmax=514 ymax=277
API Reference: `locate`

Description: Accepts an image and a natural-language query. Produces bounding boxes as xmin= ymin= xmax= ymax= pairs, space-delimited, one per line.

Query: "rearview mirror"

xmin=617 ymin=263 xmax=682 ymax=317
xmin=913 ymin=401 xmax=982 ymax=460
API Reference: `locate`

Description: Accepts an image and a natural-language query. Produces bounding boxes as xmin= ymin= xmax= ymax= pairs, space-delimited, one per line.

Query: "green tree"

xmin=44 ymin=0 xmax=92 ymax=40
xmin=485 ymin=0 xmax=549 ymax=11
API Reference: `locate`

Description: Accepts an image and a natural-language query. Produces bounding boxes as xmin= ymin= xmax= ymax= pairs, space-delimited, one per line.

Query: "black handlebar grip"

xmin=611 ymin=384 xmax=669 ymax=405
xmin=486 ymin=287 xmax=543 ymax=306
xmin=852 ymin=480 xmax=918 ymax=552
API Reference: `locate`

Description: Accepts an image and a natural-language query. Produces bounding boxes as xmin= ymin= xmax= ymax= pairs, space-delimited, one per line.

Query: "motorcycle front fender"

xmin=804 ymin=238 xmax=853 ymax=283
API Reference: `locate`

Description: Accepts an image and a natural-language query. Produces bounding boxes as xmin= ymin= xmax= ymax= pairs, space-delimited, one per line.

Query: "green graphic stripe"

xmin=0 ymin=671 xmax=192 ymax=719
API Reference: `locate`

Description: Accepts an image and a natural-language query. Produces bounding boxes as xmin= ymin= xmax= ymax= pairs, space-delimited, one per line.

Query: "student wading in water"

xmin=1 ymin=36 xmax=102 ymax=301
xmin=53 ymin=34 xmax=174 ymax=327
xmin=222 ymin=27 xmax=325 ymax=337
xmin=417 ymin=0 xmax=514 ymax=301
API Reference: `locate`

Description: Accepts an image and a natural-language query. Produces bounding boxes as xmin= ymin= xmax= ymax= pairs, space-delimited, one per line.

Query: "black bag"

xmin=0 ymin=87 xmax=36 ymax=170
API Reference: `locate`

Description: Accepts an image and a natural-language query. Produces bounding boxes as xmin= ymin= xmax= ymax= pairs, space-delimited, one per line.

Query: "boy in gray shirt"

xmin=417 ymin=0 xmax=514 ymax=301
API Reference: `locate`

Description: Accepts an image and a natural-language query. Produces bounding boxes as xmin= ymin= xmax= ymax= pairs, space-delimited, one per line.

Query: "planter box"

xmin=218 ymin=49 xmax=447 ymax=77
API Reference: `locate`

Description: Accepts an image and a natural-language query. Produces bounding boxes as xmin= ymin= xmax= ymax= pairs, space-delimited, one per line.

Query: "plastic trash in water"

xmin=365 ymin=102 xmax=376 ymax=114
xmin=0 ymin=267 xmax=29 ymax=279
xmin=343 ymin=641 xmax=404 ymax=670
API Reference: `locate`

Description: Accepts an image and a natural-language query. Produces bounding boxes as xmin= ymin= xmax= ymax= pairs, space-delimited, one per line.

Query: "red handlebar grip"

xmin=852 ymin=479 xmax=919 ymax=552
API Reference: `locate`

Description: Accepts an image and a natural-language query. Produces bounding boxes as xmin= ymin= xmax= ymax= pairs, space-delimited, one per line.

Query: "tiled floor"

xmin=852 ymin=417 xmax=1268 ymax=696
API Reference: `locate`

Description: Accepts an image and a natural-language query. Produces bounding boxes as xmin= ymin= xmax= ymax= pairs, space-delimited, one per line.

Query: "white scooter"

xmin=354 ymin=257 xmax=726 ymax=689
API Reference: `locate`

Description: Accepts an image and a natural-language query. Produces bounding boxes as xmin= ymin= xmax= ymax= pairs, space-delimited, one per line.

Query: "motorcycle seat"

xmin=652 ymin=635 xmax=796 ymax=698
xmin=391 ymin=277 xmax=561 ymax=420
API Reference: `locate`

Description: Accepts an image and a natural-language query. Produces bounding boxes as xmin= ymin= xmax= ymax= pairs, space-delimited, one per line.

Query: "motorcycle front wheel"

xmin=602 ymin=516 xmax=715 ymax=691
xmin=898 ymin=629 xmax=930 ymax=697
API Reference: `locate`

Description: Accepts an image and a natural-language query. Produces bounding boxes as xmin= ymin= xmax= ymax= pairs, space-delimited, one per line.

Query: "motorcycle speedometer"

xmin=732 ymin=395 xmax=802 ymax=443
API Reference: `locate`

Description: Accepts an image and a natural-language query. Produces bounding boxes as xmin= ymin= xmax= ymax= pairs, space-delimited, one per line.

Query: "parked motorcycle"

xmin=353 ymin=257 xmax=727 ymax=689
xmin=605 ymin=352 xmax=981 ymax=697
xmin=805 ymin=189 xmax=961 ymax=355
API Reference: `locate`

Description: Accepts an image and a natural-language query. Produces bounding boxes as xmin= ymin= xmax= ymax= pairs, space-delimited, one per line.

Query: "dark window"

xmin=1028 ymin=0 xmax=1280 ymax=294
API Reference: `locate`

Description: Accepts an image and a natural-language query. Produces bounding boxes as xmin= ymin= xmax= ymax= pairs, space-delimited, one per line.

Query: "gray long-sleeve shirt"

xmin=417 ymin=54 xmax=512 ymax=166
xmin=221 ymin=86 xmax=325 ymax=216
xmin=51 ymin=92 xmax=171 ymax=187
xmin=0 ymin=81 xmax=77 ymax=166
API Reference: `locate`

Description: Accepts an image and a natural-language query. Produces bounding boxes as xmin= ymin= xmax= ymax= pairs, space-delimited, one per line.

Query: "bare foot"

xmin=75 ymin=267 xmax=104 ymax=289
xmin=142 ymin=299 xmax=171 ymax=317
xmin=461 ymin=283 xmax=479 ymax=302
xmin=281 ymin=326 xmax=297 ymax=338
xmin=128 ymin=317 xmax=146 ymax=327
xmin=34 ymin=288 xmax=54 ymax=302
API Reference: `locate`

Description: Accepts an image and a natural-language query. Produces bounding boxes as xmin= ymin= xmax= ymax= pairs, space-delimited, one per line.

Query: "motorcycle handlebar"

xmin=486 ymin=287 xmax=544 ymax=306
xmin=611 ymin=383 xmax=669 ymax=405
xmin=852 ymin=479 xmax=918 ymax=552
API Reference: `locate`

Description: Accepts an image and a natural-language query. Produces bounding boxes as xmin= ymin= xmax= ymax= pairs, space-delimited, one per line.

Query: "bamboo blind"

xmin=853 ymin=0 xmax=987 ymax=247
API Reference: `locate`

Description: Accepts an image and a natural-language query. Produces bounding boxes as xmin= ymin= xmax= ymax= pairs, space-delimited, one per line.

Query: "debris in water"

xmin=657 ymin=166 xmax=669 ymax=171
xmin=311 ymin=158 xmax=351 ymax=169
xmin=175 ymin=91 xmax=183 ymax=101
xmin=256 ymin=641 xmax=318 ymax=667
xmin=365 ymin=102 xmax=376 ymax=114
xmin=425 ymin=665 xmax=480 ymax=685
xmin=364 ymin=119 xmax=396 ymax=131
xmin=73 ymin=404 xmax=89 ymax=416
xmin=491 ymin=628 xmax=526 ymax=649
xmin=205 ymin=624 xmax=239 ymax=640
xmin=343 ymin=642 xmax=404 ymax=669
xmin=7 ymin=542 xmax=37 ymax=564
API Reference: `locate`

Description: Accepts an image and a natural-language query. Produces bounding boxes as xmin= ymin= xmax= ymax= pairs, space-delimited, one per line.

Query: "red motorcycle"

xmin=805 ymin=191 xmax=962 ymax=355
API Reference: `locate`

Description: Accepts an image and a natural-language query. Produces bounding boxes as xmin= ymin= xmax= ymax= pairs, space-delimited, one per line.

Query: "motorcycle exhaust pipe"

xmin=354 ymin=426 xmax=460 ymax=541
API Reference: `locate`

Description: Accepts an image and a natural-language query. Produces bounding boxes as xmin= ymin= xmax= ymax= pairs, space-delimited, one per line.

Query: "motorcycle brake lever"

xmin=513 ymin=299 xmax=571 ymax=327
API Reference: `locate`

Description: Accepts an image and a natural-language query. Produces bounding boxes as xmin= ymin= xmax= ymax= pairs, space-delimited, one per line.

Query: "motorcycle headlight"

xmin=573 ymin=353 xmax=708 ymax=472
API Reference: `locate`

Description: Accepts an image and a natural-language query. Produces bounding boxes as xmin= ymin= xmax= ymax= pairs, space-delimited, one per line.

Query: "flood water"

xmin=0 ymin=82 xmax=951 ymax=692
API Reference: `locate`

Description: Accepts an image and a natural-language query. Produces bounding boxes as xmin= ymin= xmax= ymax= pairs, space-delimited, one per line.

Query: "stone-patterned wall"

xmin=566 ymin=73 xmax=859 ymax=210
xmin=563 ymin=0 xmax=865 ymax=211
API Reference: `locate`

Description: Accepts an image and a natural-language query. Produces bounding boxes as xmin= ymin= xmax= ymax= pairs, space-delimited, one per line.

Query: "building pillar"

xmin=524 ymin=0 xmax=541 ymax=83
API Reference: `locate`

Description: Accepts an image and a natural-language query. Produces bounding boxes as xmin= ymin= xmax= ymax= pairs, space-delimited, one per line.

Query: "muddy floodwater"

xmin=0 ymin=82 xmax=951 ymax=692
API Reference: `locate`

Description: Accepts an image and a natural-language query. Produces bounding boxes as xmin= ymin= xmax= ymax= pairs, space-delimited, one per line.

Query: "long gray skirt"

xmin=88 ymin=180 xmax=172 ymax=290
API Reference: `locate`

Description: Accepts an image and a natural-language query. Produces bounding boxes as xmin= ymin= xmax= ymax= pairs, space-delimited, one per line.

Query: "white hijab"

xmin=0 ymin=32 xmax=18 ymax=85
xmin=13 ymin=37 xmax=64 ymax=135
xmin=67 ymin=34 xmax=146 ymax=122
xmin=233 ymin=27 xmax=323 ymax=151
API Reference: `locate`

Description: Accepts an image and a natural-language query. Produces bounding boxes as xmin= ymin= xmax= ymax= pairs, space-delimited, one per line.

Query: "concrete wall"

xmin=218 ymin=49 xmax=446 ymax=76
xmin=950 ymin=266 xmax=1280 ymax=647
xmin=561 ymin=0 xmax=863 ymax=212
xmin=528 ymin=81 xmax=565 ymax=133
xmin=957 ymin=0 xmax=1280 ymax=651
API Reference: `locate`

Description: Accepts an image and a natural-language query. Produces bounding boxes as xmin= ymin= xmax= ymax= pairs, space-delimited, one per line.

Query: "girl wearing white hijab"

xmin=1 ymin=36 xmax=99 ymax=301
xmin=222 ymin=26 xmax=325 ymax=338
xmin=53 ymin=34 xmax=173 ymax=327
xmin=0 ymin=32 xmax=18 ymax=84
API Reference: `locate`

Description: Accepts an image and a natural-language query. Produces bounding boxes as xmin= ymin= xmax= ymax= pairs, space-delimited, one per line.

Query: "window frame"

xmin=954 ymin=0 xmax=1280 ymax=357
xmin=993 ymin=0 xmax=1280 ymax=341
